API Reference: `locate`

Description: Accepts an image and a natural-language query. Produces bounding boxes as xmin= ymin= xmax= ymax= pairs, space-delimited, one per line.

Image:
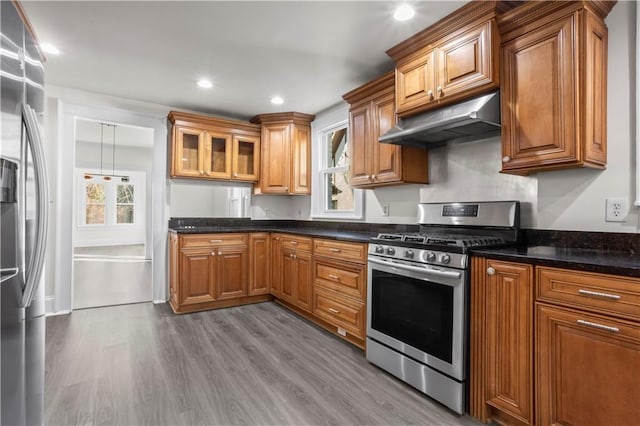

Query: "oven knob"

xmin=424 ymin=252 xmax=436 ymax=262
xmin=386 ymin=247 xmax=396 ymax=255
xmin=375 ymin=245 xmax=384 ymax=254
xmin=405 ymin=249 xmax=414 ymax=259
xmin=439 ymin=253 xmax=451 ymax=264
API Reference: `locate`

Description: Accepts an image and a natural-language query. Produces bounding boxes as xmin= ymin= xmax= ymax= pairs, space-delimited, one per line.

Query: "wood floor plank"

xmin=46 ymin=301 xmax=477 ymax=425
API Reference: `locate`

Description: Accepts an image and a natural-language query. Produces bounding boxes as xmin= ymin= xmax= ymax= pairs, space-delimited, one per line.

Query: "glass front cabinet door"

xmin=205 ymin=132 xmax=232 ymax=179
xmin=174 ymin=126 xmax=205 ymax=177
xmin=232 ymin=135 xmax=260 ymax=181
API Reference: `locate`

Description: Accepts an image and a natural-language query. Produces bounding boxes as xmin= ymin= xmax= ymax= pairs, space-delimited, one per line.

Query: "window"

xmin=79 ymin=175 xmax=138 ymax=226
xmin=312 ymin=119 xmax=363 ymax=219
xmin=116 ymin=184 xmax=134 ymax=224
xmin=85 ymin=183 xmax=105 ymax=224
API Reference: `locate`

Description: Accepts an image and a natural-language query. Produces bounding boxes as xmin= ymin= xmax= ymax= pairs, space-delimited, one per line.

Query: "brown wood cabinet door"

xmin=349 ymin=103 xmax=372 ymax=187
xmin=169 ymin=234 xmax=179 ymax=306
xmin=232 ymin=134 xmax=260 ymax=181
xmin=214 ymin=245 xmax=247 ymax=300
xmin=501 ymin=14 xmax=577 ymax=173
xmin=174 ymin=126 xmax=205 ymax=177
xmin=179 ymin=248 xmax=216 ymax=305
xmin=395 ymin=49 xmax=436 ymax=116
xmin=248 ymin=233 xmax=270 ymax=296
xmin=281 ymin=248 xmax=296 ymax=304
xmin=583 ymin=10 xmax=607 ymax=167
xmin=536 ymin=304 xmax=640 ymax=426
xmin=435 ymin=21 xmax=496 ymax=102
xmin=294 ymin=250 xmax=313 ymax=313
xmin=485 ymin=260 xmax=534 ymax=425
xmin=372 ymin=92 xmax=402 ymax=184
xmin=291 ymin=124 xmax=311 ymax=194
xmin=270 ymin=234 xmax=282 ymax=297
xmin=204 ymin=131 xmax=232 ymax=179
xmin=260 ymin=123 xmax=290 ymax=193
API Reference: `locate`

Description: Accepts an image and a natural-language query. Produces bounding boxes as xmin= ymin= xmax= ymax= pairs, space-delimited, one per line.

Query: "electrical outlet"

xmin=605 ymin=198 xmax=628 ymax=222
xmin=382 ymin=203 xmax=390 ymax=217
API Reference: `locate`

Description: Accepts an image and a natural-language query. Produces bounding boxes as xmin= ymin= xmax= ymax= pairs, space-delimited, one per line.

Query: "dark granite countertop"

xmin=471 ymin=245 xmax=640 ymax=278
xmin=169 ymin=225 xmax=378 ymax=244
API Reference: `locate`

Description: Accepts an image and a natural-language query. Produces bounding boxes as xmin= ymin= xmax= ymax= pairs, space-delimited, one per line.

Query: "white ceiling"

xmin=23 ymin=1 xmax=465 ymax=120
xmin=75 ymin=117 xmax=154 ymax=148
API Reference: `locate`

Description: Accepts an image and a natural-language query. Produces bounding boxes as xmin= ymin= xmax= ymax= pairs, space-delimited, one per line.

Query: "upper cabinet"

xmin=387 ymin=1 xmax=513 ymax=118
xmin=342 ymin=72 xmax=428 ymax=188
xmin=251 ymin=112 xmax=315 ymax=195
xmin=168 ymin=111 xmax=260 ymax=182
xmin=498 ymin=1 xmax=614 ymax=175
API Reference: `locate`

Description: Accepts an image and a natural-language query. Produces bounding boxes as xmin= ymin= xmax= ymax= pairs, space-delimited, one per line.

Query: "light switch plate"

xmin=381 ymin=203 xmax=390 ymax=217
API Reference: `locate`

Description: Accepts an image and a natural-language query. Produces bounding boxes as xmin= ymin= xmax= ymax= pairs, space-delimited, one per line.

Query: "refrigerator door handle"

xmin=20 ymin=104 xmax=49 ymax=308
xmin=0 ymin=267 xmax=20 ymax=283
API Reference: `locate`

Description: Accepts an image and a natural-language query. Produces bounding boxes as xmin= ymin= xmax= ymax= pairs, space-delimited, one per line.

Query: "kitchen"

xmin=1 ymin=1 xmax=638 ymax=425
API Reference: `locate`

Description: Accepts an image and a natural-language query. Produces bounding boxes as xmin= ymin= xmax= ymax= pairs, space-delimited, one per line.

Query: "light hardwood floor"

xmin=45 ymin=302 xmax=477 ymax=425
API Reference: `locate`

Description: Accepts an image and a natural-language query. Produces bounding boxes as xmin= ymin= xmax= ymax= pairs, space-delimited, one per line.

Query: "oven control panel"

xmin=368 ymin=244 xmax=467 ymax=269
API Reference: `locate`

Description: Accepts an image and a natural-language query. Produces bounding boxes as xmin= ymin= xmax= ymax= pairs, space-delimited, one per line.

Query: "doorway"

xmin=72 ymin=118 xmax=153 ymax=309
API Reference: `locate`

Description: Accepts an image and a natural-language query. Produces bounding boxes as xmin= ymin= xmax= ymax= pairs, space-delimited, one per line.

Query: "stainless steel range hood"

xmin=379 ymin=91 xmax=500 ymax=147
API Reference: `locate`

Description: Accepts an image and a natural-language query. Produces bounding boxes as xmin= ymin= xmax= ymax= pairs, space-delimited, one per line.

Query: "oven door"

xmin=367 ymin=256 xmax=467 ymax=380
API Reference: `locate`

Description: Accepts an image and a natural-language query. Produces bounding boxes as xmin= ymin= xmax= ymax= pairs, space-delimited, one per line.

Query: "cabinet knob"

xmin=199 ymin=170 xmax=204 ymax=175
xmin=502 ymin=156 xmax=511 ymax=163
xmin=234 ymin=173 xmax=238 ymax=177
xmin=211 ymin=251 xmax=217 ymax=256
xmin=437 ymin=86 xmax=443 ymax=95
xmin=371 ymin=174 xmax=376 ymax=180
xmin=284 ymin=186 xmax=289 ymax=191
xmin=427 ymin=89 xmax=434 ymax=99
xmin=487 ymin=267 xmax=495 ymax=276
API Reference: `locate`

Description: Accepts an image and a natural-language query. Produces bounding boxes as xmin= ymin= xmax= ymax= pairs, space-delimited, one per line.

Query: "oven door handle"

xmin=368 ymin=257 xmax=461 ymax=279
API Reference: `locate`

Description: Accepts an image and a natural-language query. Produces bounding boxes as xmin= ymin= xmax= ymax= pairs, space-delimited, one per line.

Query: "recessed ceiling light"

xmin=394 ymin=4 xmax=415 ymax=21
xmin=270 ymin=96 xmax=284 ymax=105
xmin=40 ymin=43 xmax=60 ymax=55
xmin=197 ymin=79 xmax=213 ymax=89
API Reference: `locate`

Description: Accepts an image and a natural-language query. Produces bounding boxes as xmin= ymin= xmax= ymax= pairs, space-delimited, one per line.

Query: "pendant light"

xmin=83 ymin=123 xmax=130 ymax=182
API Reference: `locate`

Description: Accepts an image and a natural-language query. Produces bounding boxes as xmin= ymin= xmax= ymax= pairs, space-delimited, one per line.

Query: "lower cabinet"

xmin=248 ymin=233 xmax=270 ymax=296
xmin=471 ymin=258 xmax=640 ymax=426
xmin=470 ymin=257 xmax=534 ymax=426
xmin=169 ymin=233 xmax=269 ymax=314
xmin=281 ymin=247 xmax=313 ymax=313
xmin=536 ymin=304 xmax=640 ymax=426
xmin=311 ymin=239 xmax=367 ymax=348
xmin=168 ymin=231 xmax=369 ymax=349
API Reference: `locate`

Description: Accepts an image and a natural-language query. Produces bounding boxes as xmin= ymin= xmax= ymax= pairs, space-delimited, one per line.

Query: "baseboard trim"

xmin=153 ymin=299 xmax=167 ymax=304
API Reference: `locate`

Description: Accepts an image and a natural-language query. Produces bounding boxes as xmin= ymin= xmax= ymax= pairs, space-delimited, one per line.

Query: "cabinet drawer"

xmin=281 ymin=234 xmax=312 ymax=252
xmin=537 ymin=267 xmax=640 ymax=321
xmin=313 ymin=287 xmax=365 ymax=339
xmin=313 ymin=239 xmax=366 ymax=264
xmin=181 ymin=233 xmax=247 ymax=248
xmin=313 ymin=257 xmax=365 ymax=301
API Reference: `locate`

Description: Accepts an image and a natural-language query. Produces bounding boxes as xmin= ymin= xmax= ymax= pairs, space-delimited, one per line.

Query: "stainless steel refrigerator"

xmin=1 ymin=2 xmax=48 ymax=425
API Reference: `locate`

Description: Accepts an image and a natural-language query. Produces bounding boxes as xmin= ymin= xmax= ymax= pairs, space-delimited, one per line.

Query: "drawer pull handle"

xmin=210 ymin=239 xmax=223 ymax=243
xmin=329 ymin=248 xmax=341 ymax=253
xmin=578 ymin=289 xmax=621 ymax=300
xmin=290 ymin=241 xmax=298 ymax=245
xmin=576 ymin=319 xmax=619 ymax=333
xmin=328 ymin=274 xmax=340 ymax=281
xmin=328 ymin=308 xmax=340 ymax=314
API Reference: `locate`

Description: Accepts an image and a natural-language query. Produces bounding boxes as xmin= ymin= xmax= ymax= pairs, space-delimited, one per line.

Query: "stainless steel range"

xmin=366 ymin=201 xmax=520 ymax=414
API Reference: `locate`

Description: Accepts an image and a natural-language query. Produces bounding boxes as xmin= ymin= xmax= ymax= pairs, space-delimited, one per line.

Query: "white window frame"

xmin=82 ymin=181 xmax=107 ymax=226
xmin=311 ymin=119 xmax=364 ymax=219
xmin=115 ymin=183 xmax=136 ymax=225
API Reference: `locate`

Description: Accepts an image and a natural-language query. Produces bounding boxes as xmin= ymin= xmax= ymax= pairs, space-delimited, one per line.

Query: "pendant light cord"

xmin=112 ymin=125 xmax=116 ymax=176
xmin=100 ymin=123 xmax=104 ymax=175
